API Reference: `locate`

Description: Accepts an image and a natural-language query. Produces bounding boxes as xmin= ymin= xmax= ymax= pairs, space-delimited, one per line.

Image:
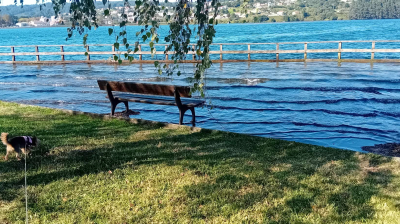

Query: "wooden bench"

xmin=97 ymin=80 xmax=205 ymax=126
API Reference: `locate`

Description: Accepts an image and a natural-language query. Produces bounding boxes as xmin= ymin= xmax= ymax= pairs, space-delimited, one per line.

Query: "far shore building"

xmin=253 ymin=3 xmax=261 ymax=8
xmin=29 ymin=20 xmax=49 ymax=27
xmin=277 ymin=11 xmax=286 ymax=16
xmin=27 ymin=16 xmax=62 ymax=27
xmin=15 ymin=22 xmax=29 ymax=27
xmin=234 ymin=12 xmax=246 ymax=18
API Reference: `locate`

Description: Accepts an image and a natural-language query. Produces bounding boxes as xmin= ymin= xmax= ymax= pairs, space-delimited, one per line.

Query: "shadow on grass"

xmin=0 ymin=110 xmax=398 ymax=222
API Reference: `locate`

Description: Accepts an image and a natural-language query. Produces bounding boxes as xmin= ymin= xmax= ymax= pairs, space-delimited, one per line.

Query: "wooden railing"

xmin=1 ymin=40 xmax=400 ymax=64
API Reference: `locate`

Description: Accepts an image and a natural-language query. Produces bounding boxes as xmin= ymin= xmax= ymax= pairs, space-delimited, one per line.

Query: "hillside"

xmin=0 ymin=0 xmax=399 ymax=26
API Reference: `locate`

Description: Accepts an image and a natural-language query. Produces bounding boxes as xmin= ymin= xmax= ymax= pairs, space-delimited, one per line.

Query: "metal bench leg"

xmin=189 ymin=107 xmax=196 ymax=127
xmin=179 ymin=107 xmax=189 ymax=125
xmin=123 ymin=101 xmax=129 ymax=112
xmin=111 ymin=101 xmax=118 ymax=116
xmin=110 ymin=99 xmax=124 ymax=116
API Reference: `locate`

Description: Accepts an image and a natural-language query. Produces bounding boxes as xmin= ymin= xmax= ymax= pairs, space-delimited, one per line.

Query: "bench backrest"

xmin=97 ymin=80 xmax=191 ymax=98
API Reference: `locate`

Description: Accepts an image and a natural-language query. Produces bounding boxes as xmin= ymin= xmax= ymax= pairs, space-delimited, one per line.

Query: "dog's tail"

xmin=1 ymin=133 xmax=10 ymax=146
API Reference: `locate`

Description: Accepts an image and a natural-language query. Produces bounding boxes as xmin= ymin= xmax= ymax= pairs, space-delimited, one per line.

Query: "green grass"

xmin=1 ymin=101 xmax=400 ymax=223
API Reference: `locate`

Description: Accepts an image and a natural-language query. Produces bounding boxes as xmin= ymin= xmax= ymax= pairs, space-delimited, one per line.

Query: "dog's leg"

xmin=15 ymin=152 xmax=21 ymax=161
xmin=4 ymin=146 xmax=12 ymax=161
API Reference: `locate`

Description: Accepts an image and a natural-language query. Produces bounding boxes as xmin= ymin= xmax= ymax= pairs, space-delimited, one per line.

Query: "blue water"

xmin=2 ymin=20 xmax=400 ymax=61
xmin=1 ymin=20 xmax=400 ymax=151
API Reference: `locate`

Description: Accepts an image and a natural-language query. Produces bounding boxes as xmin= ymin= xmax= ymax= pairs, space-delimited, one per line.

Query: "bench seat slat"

xmin=97 ymin=80 xmax=191 ymax=97
xmin=113 ymin=93 xmax=204 ymax=107
xmin=113 ymin=92 xmax=204 ymax=104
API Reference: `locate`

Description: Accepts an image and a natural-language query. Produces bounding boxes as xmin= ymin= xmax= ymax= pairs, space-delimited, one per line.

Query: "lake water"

xmin=1 ymin=20 xmax=400 ymax=151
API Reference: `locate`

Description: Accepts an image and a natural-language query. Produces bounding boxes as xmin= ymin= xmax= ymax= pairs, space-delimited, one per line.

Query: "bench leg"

xmin=189 ymin=107 xmax=196 ymax=127
xmin=111 ymin=101 xmax=118 ymax=116
xmin=123 ymin=101 xmax=129 ymax=112
xmin=110 ymin=100 xmax=130 ymax=116
xmin=179 ymin=107 xmax=196 ymax=127
xmin=179 ymin=107 xmax=188 ymax=125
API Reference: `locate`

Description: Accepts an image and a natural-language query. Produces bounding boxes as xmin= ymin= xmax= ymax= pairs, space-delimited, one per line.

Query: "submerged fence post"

xmin=338 ymin=42 xmax=342 ymax=60
xmin=86 ymin=45 xmax=90 ymax=61
xmin=276 ymin=43 xmax=279 ymax=61
xmin=193 ymin=45 xmax=196 ymax=61
xmin=60 ymin=46 xmax=65 ymax=61
xmin=112 ymin=45 xmax=115 ymax=59
xmin=35 ymin=46 xmax=40 ymax=61
xmin=371 ymin=42 xmax=375 ymax=60
xmin=304 ymin=43 xmax=307 ymax=60
xmin=220 ymin=44 xmax=223 ymax=61
xmin=139 ymin=45 xmax=142 ymax=60
xmin=165 ymin=45 xmax=168 ymax=60
xmin=11 ymin=47 xmax=15 ymax=62
xmin=248 ymin=44 xmax=251 ymax=60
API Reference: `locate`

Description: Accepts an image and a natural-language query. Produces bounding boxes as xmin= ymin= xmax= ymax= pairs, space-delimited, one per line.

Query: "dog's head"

xmin=31 ymin=137 xmax=40 ymax=148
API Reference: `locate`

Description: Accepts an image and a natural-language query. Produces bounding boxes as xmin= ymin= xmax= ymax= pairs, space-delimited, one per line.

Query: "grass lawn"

xmin=1 ymin=101 xmax=400 ymax=223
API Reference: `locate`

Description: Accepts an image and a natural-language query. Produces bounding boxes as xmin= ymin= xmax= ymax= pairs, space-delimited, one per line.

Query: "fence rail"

xmin=1 ymin=40 xmax=400 ymax=64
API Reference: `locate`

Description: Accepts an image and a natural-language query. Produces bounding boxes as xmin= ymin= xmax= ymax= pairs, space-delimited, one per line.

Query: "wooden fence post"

xmin=60 ymin=46 xmax=65 ymax=61
xmin=11 ymin=47 xmax=15 ymax=62
xmin=112 ymin=45 xmax=115 ymax=59
xmin=35 ymin=46 xmax=40 ymax=61
xmin=248 ymin=44 xmax=251 ymax=60
xmin=138 ymin=45 xmax=142 ymax=60
xmin=338 ymin=42 xmax=342 ymax=60
xmin=193 ymin=45 xmax=196 ymax=61
xmin=220 ymin=44 xmax=223 ymax=61
xmin=304 ymin=43 xmax=307 ymax=60
xmin=86 ymin=45 xmax=90 ymax=61
xmin=371 ymin=42 xmax=375 ymax=60
xmin=165 ymin=45 xmax=168 ymax=60
xmin=276 ymin=43 xmax=279 ymax=61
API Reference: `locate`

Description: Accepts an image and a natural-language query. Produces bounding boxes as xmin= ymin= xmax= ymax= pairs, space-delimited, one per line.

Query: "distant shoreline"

xmin=2 ymin=18 xmax=400 ymax=30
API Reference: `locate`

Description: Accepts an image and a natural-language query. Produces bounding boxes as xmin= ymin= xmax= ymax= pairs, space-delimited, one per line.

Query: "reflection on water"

xmin=1 ymin=62 xmax=400 ymax=152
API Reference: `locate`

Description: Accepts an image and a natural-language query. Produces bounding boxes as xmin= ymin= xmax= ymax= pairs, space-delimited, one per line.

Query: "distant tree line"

xmin=0 ymin=14 xmax=16 ymax=26
xmin=296 ymin=0 xmax=346 ymax=21
xmin=349 ymin=0 xmax=400 ymax=19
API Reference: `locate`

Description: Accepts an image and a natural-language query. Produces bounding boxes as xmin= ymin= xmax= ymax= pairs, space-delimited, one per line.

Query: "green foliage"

xmin=283 ymin=15 xmax=290 ymax=22
xmin=25 ymin=0 xmax=225 ymax=96
xmin=253 ymin=16 xmax=259 ymax=23
xmin=295 ymin=0 xmax=342 ymax=21
xmin=259 ymin=15 xmax=269 ymax=22
xmin=0 ymin=14 xmax=16 ymax=26
xmin=349 ymin=0 xmax=400 ymax=20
